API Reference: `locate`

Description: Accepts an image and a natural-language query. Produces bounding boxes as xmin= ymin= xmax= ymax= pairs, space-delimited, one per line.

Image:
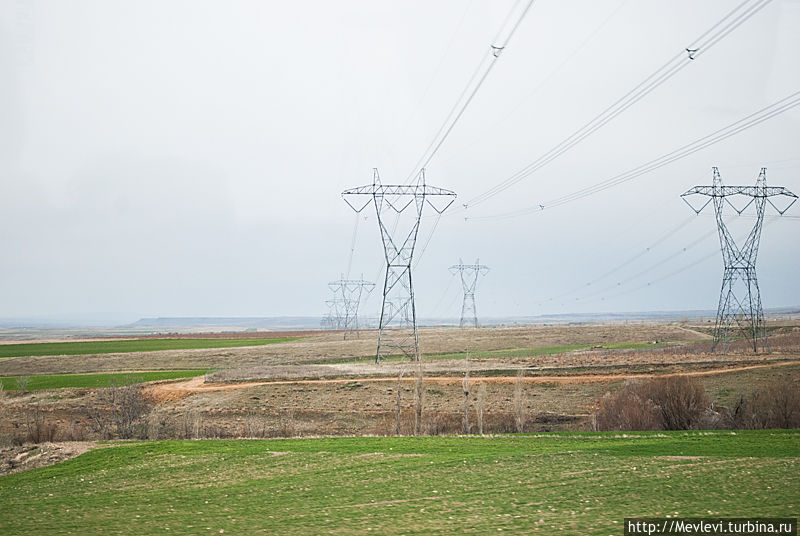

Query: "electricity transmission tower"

xmin=321 ymin=301 xmax=340 ymax=330
xmin=449 ymin=259 xmax=490 ymax=328
xmin=342 ymin=169 xmax=456 ymax=362
xmin=682 ymin=167 xmax=796 ymax=352
xmin=328 ymin=275 xmax=375 ymax=339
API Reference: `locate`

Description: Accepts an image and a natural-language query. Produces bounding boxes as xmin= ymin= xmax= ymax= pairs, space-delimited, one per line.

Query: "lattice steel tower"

xmin=682 ymin=167 xmax=796 ymax=352
xmin=328 ymin=275 xmax=375 ymax=340
xmin=343 ymin=169 xmax=456 ymax=362
xmin=449 ymin=259 xmax=490 ymax=328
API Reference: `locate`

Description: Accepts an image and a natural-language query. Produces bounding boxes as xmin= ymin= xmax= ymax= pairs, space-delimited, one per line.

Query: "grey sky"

xmin=1 ymin=0 xmax=798 ymax=323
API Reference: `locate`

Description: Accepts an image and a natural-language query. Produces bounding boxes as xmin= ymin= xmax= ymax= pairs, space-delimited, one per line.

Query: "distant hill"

xmin=125 ymin=317 xmax=324 ymax=330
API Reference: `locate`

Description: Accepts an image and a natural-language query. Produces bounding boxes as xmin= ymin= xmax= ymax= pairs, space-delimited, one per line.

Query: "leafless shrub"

xmin=645 ymin=376 xmax=710 ymax=430
xmin=87 ymin=379 xmax=152 ymax=439
xmin=16 ymin=376 xmax=30 ymax=395
xmin=374 ymin=409 xmax=416 ymax=436
xmin=752 ymin=379 xmax=800 ymax=428
xmin=279 ymin=408 xmax=296 ymax=437
xmin=86 ymin=403 xmax=111 ymax=440
xmin=595 ymin=375 xmax=709 ymax=431
xmin=108 ymin=381 xmax=151 ymax=439
xmin=147 ymin=411 xmax=168 ymax=440
xmin=476 ymin=383 xmax=486 ymax=435
xmin=482 ymin=412 xmax=517 ymax=434
xmin=181 ymin=410 xmax=201 ymax=439
xmin=62 ymin=421 xmax=89 ymax=442
xmin=424 ymin=411 xmax=461 ymax=436
xmin=514 ymin=369 xmax=526 ymax=433
xmin=24 ymin=403 xmax=59 ymax=444
xmin=244 ymin=412 xmax=269 ymax=438
xmin=595 ymin=384 xmax=662 ymax=431
xmin=202 ymin=423 xmax=232 ymax=439
xmin=724 ymin=379 xmax=800 ymax=429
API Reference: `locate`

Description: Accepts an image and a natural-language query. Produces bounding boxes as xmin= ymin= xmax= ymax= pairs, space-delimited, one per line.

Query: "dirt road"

xmin=147 ymin=360 xmax=800 ymax=402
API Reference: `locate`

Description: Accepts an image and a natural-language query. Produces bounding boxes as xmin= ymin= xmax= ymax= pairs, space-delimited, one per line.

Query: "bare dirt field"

xmin=0 ymin=322 xmax=711 ymax=375
xmin=0 ymin=442 xmax=95 ymax=476
xmin=1 ymin=321 xmax=798 ymax=454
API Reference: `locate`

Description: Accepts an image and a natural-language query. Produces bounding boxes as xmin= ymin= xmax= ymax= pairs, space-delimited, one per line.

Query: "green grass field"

xmin=0 ymin=370 xmax=210 ymax=391
xmin=0 ymin=337 xmax=299 ymax=359
xmin=0 ymin=431 xmax=797 ymax=535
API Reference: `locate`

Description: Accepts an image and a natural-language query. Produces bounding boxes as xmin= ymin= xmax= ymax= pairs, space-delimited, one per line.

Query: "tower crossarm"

xmin=342 ymin=184 xmax=458 ymax=197
xmin=681 ymin=185 xmax=796 ymax=198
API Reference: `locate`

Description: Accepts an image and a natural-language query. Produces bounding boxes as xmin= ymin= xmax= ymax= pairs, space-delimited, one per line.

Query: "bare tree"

xmin=394 ymin=369 xmax=405 ymax=436
xmin=514 ymin=369 xmax=525 ymax=433
xmin=462 ymin=359 xmax=471 ymax=434
xmin=476 ymin=383 xmax=486 ymax=435
xmin=414 ymin=360 xmax=424 ymax=436
xmin=25 ymin=402 xmax=58 ymax=443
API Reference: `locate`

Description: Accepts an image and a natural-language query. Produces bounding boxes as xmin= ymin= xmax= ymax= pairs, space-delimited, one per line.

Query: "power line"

xmin=556 ymin=217 xmax=781 ymax=310
xmin=440 ymin=0 xmax=630 ymax=166
xmin=469 ymin=89 xmax=800 ymax=220
xmin=536 ymin=214 xmax=698 ymax=306
xmin=404 ymin=0 xmax=537 ymax=184
xmin=394 ymin=0 xmax=477 ymax=143
xmin=463 ymin=0 xmax=773 ymax=209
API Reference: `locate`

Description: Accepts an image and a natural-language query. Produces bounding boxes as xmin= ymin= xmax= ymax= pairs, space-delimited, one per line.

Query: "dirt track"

xmin=147 ymin=360 xmax=800 ymax=402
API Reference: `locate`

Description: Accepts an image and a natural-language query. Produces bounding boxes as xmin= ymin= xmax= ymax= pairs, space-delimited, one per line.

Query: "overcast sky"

xmin=1 ymin=0 xmax=798 ymax=324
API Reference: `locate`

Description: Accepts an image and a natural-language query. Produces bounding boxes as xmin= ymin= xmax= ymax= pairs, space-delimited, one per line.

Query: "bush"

xmin=24 ymin=404 xmax=59 ymax=443
xmin=595 ymin=384 xmax=661 ymax=431
xmin=644 ymin=376 xmax=710 ymax=430
xmin=595 ymin=376 xmax=710 ymax=431
xmin=87 ymin=378 xmax=151 ymax=439
xmin=723 ymin=379 xmax=800 ymax=429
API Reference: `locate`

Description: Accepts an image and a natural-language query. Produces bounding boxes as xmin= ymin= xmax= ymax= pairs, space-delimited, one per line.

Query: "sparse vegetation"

xmin=476 ymin=382 xmax=486 ymax=434
xmin=15 ymin=376 xmax=29 ymax=395
xmin=86 ymin=379 xmax=152 ymax=439
xmin=514 ymin=369 xmax=526 ymax=433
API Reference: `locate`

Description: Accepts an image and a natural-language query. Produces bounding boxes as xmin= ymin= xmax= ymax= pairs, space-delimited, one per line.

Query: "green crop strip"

xmin=0 ymin=337 xmax=299 ymax=358
xmin=0 ymin=370 xmax=211 ymax=390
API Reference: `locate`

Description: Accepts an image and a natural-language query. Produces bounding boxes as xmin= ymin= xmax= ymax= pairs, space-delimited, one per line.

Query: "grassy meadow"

xmin=0 ymin=430 xmax=797 ymax=535
xmin=0 ymin=370 xmax=210 ymax=391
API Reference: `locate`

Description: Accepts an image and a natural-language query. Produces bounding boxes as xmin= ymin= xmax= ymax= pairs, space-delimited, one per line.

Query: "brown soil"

xmin=147 ymin=360 xmax=800 ymax=403
xmin=0 ymin=323 xmax=708 ymax=376
xmin=0 ymin=442 xmax=95 ymax=476
xmin=2 ymin=322 xmax=798 ymax=441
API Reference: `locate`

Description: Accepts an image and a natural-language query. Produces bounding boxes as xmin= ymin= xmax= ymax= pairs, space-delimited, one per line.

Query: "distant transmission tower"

xmin=321 ymin=294 xmax=343 ymax=330
xmin=449 ymin=259 xmax=490 ymax=328
xmin=328 ymin=275 xmax=375 ymax=339
xmin=682 ymin=167 xmax=796 ymax=352
xmin=343 ymin=169 xmax=456 ymax=362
